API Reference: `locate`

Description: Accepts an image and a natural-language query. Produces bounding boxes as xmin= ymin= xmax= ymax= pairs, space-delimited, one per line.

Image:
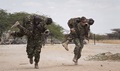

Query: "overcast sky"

xmin=0 ymin=0 xmax=120 ymax=34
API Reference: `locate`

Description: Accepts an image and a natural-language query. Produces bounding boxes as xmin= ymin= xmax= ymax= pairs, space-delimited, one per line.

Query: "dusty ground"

xmin=0 ymin=43 xmax=120 ymax=71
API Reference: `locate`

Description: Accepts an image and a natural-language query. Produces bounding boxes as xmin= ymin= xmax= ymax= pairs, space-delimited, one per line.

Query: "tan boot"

xmin=11 ymin=21 xmax=20 ymax=28
xmin=35 ymin=63 xmax=39 ymax=69
xmin=62 ymin=40 xmax=69 ymax=51
xmin=73 ymin=55 xmax=78 ymax=65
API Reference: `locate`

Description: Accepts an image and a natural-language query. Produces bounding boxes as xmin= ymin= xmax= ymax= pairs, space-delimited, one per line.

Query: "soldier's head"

xmin=76 ymin=17 xmax=81 ymax=23
xmin=23 ymin=16 xmax=31 ymax=24
xmin=33 ymin=15 xmax=42 ymax=25
xmin=87 ymin=18 xmax=94 ymax=25
xmin=46 ymin=18 xmax=53 ymax=25
xmin=80 ymin=16 xmax=87 ymax=26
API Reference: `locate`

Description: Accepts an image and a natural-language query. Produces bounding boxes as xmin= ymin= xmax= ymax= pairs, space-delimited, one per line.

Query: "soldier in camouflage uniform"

xmin=63 ymin=17 xmax=94 ymax=64
xmin=11 ymin=15 xmax=53 ymax=69
xmin=62 ymin=17 xmax=94 ymax=51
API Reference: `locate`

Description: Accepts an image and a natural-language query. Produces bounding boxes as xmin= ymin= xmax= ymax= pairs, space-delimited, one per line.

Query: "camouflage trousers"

xmin=17 ymin=25 xmax=42 ymax=63
xmin=73 ymin=37 xmax=84 ymax=60
xmin=26 ymin=42 xmax=42 ymax=63
xmin=63 ymin=32 xmax=84 ymax=60
xmin=62 ymin=33 xmax=74 ymax=43
xmin=17 ymin=25 xmax=32 ymax=36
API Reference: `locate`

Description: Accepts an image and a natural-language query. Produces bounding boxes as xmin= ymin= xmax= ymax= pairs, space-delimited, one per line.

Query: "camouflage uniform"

xmin=62 ymin=17 xmax=94 ymax=51
xmin=72 ymin=20 xmax=87 ymax=64
xmin=62 ymin=17 xmax=94 ymax=64
xmin=62 ymin=17 xmax=81 ymax=51
xmin=11 ymin=15 xmax=52 ymax=68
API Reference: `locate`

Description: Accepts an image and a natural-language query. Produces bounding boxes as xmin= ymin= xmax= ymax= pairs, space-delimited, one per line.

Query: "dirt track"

xmin=0 ymin=43 xmax=120 ymax=71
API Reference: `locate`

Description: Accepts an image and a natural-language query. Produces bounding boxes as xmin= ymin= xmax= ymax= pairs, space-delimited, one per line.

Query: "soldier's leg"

xmin=34 ymin=44 xmax=42 ymax=69
xmin=11 ymin=21 xmax=20 ymax=28
xmin=62 ymin=34 xmax=73 ymax=51
xmin=77 ymin=39 xmax=84 ymax=59
xmin=73 ymin=46 xmax=79 ymax=65
xmin=73 ymin=38 xmax=84 ymax=65
xmin=11 ymin=21 xmax=32 ymax=35
xmin=26 ymin=45 xmax=34 ymax=64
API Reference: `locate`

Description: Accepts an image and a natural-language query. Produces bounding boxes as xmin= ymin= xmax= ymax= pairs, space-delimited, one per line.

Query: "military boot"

xmin=35 ymin=63 xmax=39 ymax=69
xmin=73 ymin=55 xmax=78 ymax=65
xmin=62 ymin=40 xmax=69 ymax=51
xmin=29 ymin=58 xmax=33 ymax=64
xmin=11 ymin=21 xmax=20 ymax=28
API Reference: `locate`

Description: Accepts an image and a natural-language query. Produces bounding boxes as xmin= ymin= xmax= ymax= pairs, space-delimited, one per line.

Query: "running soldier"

xmin=10 ymin=15 xmax=53 ymax=69
xmin=63 ymin=16 xmax=94 ymax=64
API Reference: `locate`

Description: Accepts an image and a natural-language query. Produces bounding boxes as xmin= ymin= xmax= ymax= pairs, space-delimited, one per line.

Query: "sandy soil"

xmin=0 ymin=43 xmax=120 ymax=71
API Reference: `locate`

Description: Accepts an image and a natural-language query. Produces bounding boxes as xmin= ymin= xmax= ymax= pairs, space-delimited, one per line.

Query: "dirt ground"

xmin=0 ymin=43 xmax=120 ymax=71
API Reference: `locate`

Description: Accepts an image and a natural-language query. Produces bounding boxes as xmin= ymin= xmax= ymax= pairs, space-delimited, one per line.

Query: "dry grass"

xmin=86 ymin=52 xmax=120 ymax=61
xmin=89 ymin=40 xmax=120 ymax=44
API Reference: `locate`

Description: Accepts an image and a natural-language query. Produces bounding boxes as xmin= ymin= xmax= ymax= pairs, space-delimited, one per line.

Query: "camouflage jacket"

xmin=12 ymin=15 xmax=49 ymax=45
xmin=68 ymin=17 xmax=90 ymax=39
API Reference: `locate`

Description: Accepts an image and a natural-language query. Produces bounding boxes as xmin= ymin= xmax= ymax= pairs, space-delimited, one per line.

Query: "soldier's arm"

xmin=10 ymin=30 xmax=24 ymax=37
xmin=84 ymin=24 xmax=90 ymax=40
xmin=68 ymin=18 xmax=74 ymax=29
xmin=85 ymin=18 xmax=94 ymax=40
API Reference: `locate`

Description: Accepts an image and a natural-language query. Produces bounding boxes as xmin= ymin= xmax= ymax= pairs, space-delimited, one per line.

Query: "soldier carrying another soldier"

xmin=62 ymin=16 xmax=94 ymax=64
xmin=62 ymin=17 xmax=94 ymax=51
xmin=10 ymin=15 xmax=53 ymax=69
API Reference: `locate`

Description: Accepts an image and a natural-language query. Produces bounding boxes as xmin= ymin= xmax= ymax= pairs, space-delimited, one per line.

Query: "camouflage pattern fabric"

xmin=11 ymin=15 xmax=52 ymax=63
xmin=63 ymin=17 xmax=91 ymax=43
xmin=73 ymin=22 xmax=85 ymax=60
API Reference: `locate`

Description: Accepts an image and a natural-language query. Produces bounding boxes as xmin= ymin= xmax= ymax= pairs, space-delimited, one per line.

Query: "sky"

xmin=0 ymin=0 xmax=120 ymax=34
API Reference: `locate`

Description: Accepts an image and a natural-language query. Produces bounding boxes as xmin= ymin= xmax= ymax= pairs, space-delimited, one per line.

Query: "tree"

xmin=107 ymin=28 xmax=120 ymax=39
xmin=0 ymin=9 xmax=64 ymax=41
xmin=47 ymin=23 xmax=64 ymax=40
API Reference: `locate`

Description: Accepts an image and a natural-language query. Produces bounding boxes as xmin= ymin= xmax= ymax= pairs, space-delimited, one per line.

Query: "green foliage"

xmin=9 ymin=12 xmax=30 ymax=24
xmin=47 ymin=23 xmax=64 ymax=40
xmin=89 ymin=32 xmax=108 ymax=40
xmin=0 ymin=9 xmax=64 ymax=40
xmin=95 ymin=34 xmax=107 ymax=40
xmin=0 ymin=9 xmax=9 ymax=36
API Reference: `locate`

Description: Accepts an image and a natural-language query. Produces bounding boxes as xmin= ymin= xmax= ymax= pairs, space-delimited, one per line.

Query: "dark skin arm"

xmin=10 ymin=30 xmax=25 ymax=37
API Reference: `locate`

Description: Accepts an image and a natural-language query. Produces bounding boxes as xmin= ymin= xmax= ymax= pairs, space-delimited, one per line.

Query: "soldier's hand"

xmin=10 ymin=31 xmax=15 ymax=36
xmin=70 ymin=28 xmax=75 ymax=33
xmin=84 ymin=36 xmax=89 ymax=41
xmin=44 ymin=29 xmax=50 ymax=35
